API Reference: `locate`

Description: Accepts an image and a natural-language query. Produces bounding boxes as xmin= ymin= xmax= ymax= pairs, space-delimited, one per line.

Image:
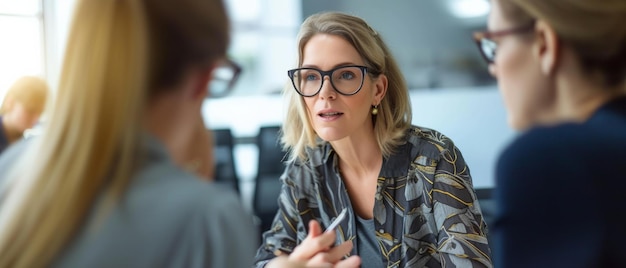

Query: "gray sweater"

xmin=0 ymin=136 xmax=258 ymax=268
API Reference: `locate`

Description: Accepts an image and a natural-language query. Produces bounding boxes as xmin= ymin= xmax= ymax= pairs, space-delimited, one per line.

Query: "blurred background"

xmin=0 ymin=0 xmax=513 ymax=232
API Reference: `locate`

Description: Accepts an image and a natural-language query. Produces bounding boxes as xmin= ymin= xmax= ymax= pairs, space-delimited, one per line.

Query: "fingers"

xmin=335 ymin=255 xmax=361 ymax=268
xmin=289 ymin=220 xmax=336 ymax=261
xmin=308 ymin=219 xmax=323 ymax=238
xmin=302 ymin=240 xmax=355 ymax=267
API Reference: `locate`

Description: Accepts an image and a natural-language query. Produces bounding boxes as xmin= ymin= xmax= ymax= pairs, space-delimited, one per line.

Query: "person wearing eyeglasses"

xmin=254 ymin=11 xmax=493 ymax=268
xmin=473 ymin=0 xmax=626 ymax=267
xmin=0 ymin=0 xmax=256 ymax=267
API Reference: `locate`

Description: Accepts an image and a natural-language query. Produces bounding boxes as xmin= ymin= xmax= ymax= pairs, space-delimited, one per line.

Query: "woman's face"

xmin=489 ymin=0 xmax=553 ymax=131
xmin=300 ymin=33 xmax=385 ymax=142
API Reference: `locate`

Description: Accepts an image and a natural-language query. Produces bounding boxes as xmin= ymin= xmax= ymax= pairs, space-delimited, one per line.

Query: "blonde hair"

xmin=282 ymin=11 xmax=412 ymax=162
xmin=0 ymin=76 xmax=49 ymax=115
xmin=498 ymin=0 xmax=626 ymax=87
xmin=0 ymin=0 xmax=229 ymax=267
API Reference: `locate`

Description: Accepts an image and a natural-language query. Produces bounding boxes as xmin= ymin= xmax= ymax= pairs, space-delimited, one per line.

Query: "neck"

xmin=547 ymin=74 xmax=626 ymax=124
xmin=331 ymin=130 xmax=382 ymax=181
xmin=144 ymin=90 xmax=202 ymax=165
xmin=536 ymin=49 xmax=626 ymax=125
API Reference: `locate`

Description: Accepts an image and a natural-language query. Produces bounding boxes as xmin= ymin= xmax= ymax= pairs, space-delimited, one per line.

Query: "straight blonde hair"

xmin=0 ymin=0 xmax=229 ymax=267
xmin=282 ymin=11 xmax=412 ymax=162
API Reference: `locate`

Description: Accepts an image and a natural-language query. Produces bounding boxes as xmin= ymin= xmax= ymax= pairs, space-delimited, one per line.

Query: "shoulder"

xmin=281 ymin=142 xmax=331 ymax=188
xmin=404 ymin=125 xmax=461 ymax=161
xmin=0 ymin=138 xmax=36 ymax=184
xmin=132 ymin=162 xmax=257 ymax=240
xmin=135 ymin=160 xmax=243 ymax=211
xmin=495 ymin=123 xmax=602 ymax=188
xmin=498 ymin=124 xmax=587 ymax=168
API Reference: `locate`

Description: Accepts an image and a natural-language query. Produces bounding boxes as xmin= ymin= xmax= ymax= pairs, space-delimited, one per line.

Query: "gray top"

xmin=355 ymin=216 xmax=383 ymax=268
xmin=0 ymin=135 xmax=258 ymax=268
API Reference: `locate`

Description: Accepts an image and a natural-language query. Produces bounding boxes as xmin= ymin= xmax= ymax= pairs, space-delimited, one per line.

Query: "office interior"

xmin=0 ymin=0 xmax=512 ymax=245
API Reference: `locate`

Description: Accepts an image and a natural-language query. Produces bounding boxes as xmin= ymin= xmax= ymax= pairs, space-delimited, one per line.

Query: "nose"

xmin=318 ymin=76 xmax=336 ymax=100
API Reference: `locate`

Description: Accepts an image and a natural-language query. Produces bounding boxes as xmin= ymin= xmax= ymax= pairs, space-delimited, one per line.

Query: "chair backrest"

xmin=252 ymin=125 xmax=287 ymax=238
xmin=255 ymin=125 xmax=286 ymax=177
xmin=212 ymin=128 xmax=240 ymax=194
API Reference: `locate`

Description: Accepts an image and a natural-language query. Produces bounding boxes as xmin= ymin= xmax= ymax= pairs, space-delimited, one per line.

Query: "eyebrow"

xmin=300 ymin=62 xmax=362 ymax=69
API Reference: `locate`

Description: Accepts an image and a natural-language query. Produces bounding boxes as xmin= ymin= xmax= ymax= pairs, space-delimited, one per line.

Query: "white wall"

xmin=204 ymin=86 xmax=516 ymax=190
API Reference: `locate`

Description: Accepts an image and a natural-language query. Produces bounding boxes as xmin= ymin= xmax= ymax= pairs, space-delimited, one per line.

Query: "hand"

xmin=274 ymin=220 xmax=361 ymax=268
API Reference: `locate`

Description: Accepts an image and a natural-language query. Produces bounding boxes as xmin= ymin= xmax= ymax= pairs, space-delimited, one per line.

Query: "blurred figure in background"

xmin=255 ymin=11 xmax=492 ymax=268
xmin=474 ymin=0 xmax=626 ymax=267
xmin=0 ymin=76 xmax=49 ymax=154
xmin=0 ymin=0 xmax=256 ymax=267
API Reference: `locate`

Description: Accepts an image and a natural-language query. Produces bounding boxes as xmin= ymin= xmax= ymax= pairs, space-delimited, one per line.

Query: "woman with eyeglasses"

xmin=473 ymin=0 xmax=626 ymax=267
xmin=0 ymin=0 xmax=256 ymax=267
xmin=255 ymin=11 xmax=492 ymax=268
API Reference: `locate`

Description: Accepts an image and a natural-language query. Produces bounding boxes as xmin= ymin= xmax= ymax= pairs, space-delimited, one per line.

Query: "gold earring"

xmin=371 ymin=105 xmax=379 ymax=115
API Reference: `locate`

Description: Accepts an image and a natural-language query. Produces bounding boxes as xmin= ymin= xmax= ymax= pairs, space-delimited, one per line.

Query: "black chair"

xmin=252 ymin=125 xmax=287 ymax=240
xmin=212 ymin=128 xmax=240 ymax=195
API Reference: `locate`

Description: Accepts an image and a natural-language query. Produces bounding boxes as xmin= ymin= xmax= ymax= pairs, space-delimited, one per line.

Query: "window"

xmin=224 ymin=0 xmax=301 ymax=96
xmin=0 ymin=0 xmax=45 ymax=102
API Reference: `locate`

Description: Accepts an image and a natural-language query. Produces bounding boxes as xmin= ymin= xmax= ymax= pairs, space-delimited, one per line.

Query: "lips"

xmin=319 ymin=112 xmax=343 ymax=117
xmin=317 ymin=109 xmax=343 ymax=121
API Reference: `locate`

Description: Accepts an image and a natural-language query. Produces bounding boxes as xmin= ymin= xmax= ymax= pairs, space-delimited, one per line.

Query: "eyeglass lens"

xmin=291 ymin=66 xmax=364 ymax=96
xmin=209 ymin=62 xmax=239 ymax=97
xmin=480 ymin=38 xmax=497 ymax=63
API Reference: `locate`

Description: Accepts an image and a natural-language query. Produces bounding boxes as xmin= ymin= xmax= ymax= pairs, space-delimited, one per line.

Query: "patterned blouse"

xmin=254 ymin=126 xmax=493 ymax=268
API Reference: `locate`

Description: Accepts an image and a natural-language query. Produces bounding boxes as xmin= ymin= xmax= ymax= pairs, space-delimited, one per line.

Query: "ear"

xmin=189 ymin=65 xmax=216 ymax=100
xmin=372 ymin=74 xmax=388 ymax=105
xmin=533 ymin=20 xmax=560 ymax=76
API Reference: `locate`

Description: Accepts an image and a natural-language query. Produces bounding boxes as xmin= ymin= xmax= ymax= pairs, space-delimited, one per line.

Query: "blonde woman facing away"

xmin=0 ymin=0 xmax=257 ymax=267
xmin=255 ymin=12 xmax=492 ymax=268
xmin=0 ymin=76 xmax=49 ymax=154
xmin=473 ymin=0 xmax=626 ymax=267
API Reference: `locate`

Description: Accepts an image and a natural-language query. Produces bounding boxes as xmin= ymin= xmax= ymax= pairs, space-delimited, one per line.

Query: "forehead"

xmin=302 ymin=33 xmax=363 ymax=67
xmin=488 ymin=0 xmax=513 ymax=30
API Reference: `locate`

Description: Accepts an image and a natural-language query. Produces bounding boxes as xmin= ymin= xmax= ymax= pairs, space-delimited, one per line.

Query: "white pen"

xmin=325 ymin=208 xmax=348 ymax=232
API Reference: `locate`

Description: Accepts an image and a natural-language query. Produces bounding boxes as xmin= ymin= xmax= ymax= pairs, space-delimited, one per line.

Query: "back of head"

xmin=282 ymin=11 xmax=412 ymax=162
xmin=498 ymin=0 xmax=626 ymax=87
xmin=0 ymin=76 xmax=49 ymax=116
xmin=0 ymin=0 xmax=229 ymax=267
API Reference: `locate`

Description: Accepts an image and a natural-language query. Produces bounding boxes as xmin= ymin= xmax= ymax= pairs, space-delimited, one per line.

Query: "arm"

xmin=254 ymin=164 xmax=359 ymax=268
xmin=432 ymin=140 xmax=493 ymax=268
xmin=254 ymin=174 xmax=303 ymax=267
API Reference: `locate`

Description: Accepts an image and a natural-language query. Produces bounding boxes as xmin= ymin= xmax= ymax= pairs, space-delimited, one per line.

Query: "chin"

xmin=315 ymin=127 xmax=346 ymax=142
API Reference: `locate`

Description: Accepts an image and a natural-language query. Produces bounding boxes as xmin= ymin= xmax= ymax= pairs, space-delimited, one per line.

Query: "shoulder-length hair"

xmin=281 ymin=11 xmax=412 ymax=162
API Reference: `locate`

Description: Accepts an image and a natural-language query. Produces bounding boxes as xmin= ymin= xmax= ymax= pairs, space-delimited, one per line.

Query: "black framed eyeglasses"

xmin=287 ymin=65 xmax=369 ymax=97
xmin=207 ymin=59 xmax=242 ymax=98
xmin=473 ymin=22 xmax=535 ymax=64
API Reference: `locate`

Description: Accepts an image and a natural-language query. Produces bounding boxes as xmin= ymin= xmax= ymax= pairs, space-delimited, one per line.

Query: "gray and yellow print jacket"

xmin=254 ymin=126 xmax=493 ymax=268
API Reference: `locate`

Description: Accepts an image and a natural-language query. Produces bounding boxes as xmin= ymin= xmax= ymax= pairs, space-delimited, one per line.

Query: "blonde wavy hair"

xmin=281 ymin=11 xmax=412 ymax=162
xmin=498 ymin=0 xmax=626 ymax=87
xmin=0 ymin=0 xmax=229 ymax=267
